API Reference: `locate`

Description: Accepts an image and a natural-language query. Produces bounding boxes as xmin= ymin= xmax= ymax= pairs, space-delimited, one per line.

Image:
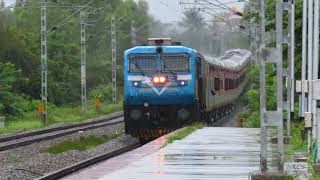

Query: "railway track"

xmin=37 ymin=142 xmax=141 ymax=180
xmin=0 ymin=113 xmax=124 ymax=152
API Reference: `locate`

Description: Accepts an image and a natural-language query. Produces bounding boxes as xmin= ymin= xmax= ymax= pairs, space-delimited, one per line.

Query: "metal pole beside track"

xmin=313 ymin=0 xmax=320 ymax=163
xmin=40 ymin=0 xmax=48 ymax=125
xmin=307 ymin=0 xmax=314 ymax=139
xmin=275 ymin=0 xmax=284 ymax=166
xmin=111 ymin=17 xmax=117 ymax=104
xmin=131 ymin=20 xmax=137 ymax=47
xmin=80 ymin=10 xmax=87 ymax=113
xmin=290 ymin=0 xmax=295 ymax=136
xmin=301 ymin=0 xmax=310 ymax=153
xmin=259 ymin=0 xmax=267 ymax=172
xmin=286 ymin=0 xmax=295 ymax=137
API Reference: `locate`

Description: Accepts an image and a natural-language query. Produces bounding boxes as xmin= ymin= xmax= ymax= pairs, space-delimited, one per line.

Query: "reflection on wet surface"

xmin=101 ymin=127 xmax=276 ymax=180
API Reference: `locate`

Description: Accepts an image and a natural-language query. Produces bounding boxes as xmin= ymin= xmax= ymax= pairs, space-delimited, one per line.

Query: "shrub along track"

xmin=0 ymin=113 xmax=124 ymax=152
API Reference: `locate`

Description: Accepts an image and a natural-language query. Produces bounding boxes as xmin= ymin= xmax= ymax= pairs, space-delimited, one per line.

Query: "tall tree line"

xmin=0 ymin=0 xmax=151 ymax=116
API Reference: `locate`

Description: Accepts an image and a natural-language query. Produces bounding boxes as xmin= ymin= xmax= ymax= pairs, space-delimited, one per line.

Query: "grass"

xmin=285 ymin=122 xmax=308 ymax=156
xmin=0 ymin=102 xmax=123 ymax=135
xmin=164 ymin=122 xmax=205 ymax=147
xmin=44 ymin=133 xmax=121 ymax=154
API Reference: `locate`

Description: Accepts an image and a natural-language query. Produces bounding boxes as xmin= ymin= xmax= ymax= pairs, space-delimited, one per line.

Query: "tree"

xmin=0 ymin=0 xmax=153 ymax=112
xmin=180 ymin=8 xmax=206 ymax=32
xmin=1 ymin=0 xmax=4 ymax=9
xmin=0 ymin=62 xmax=26 ymax=115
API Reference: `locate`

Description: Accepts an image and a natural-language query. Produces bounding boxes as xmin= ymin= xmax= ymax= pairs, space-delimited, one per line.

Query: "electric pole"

xmin=111 ymin=16 xmax=117 ymax=104
xmin=80 ymin=10 xmax=87 ymax=113
xmin=258 ymin=0 xmax=267 ymax=171
xmin=131 ymin=20 xmax=137 ymax=46
xmin=307 ymin=0 xmax=314 ymax=138
xmin=284 ymin=0 xmax=295 ymax=137
xmin=258 ymin=0 xmax=287 ymax=171
xmin=40 ymin=0 xmax=48 ymax=125
xmin=313 ymin=0 xmax=320 ymax=163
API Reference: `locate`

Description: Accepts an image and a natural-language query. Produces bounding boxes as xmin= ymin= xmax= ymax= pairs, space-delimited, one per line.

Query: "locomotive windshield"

xmin=129 ymin=54 xmax=157 ymax=73
xmin=162 ymin=54 xmax=189 ymax=72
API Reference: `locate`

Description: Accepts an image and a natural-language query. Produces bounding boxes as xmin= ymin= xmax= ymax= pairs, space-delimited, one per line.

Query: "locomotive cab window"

xmin=129 ymin=54 xmax=157 ymax=73
xmin=162 ymin=54 xmax=189 ymax=72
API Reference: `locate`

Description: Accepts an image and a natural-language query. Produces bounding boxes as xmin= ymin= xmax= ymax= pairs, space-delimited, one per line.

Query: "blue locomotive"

xmin=123 ymin=38 xmax=251 ymax=140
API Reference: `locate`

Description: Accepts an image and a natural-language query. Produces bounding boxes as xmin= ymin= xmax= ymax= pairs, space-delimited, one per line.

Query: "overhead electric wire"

xmin=212 ymin=0 xmax=234 ymax=11
xmin=181 ymin=2 xmax=250 ymax=35
xmin=198 ymin=0 xmax=230 ymax=12
xmin=48 ymin=0 xmax=94 ymax=32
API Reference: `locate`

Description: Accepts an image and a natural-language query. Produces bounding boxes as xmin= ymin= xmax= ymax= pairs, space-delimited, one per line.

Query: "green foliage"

xmin=240 ymin=0 xmax=305 ymax=129
xmin=0 ymin=103 xmax=122 ymax=134
xmin=44 ymin=134 xmax=119 ymax=154
xmin=164 ymin=122 xmax=205 ymax=146
xmin=0 ymin=62 xmax=30 ymax=115
xmin=180 ymin=8 xmax=206 ymax=32
xmin=0 ymin=0 xmax=151 ymax=126
xmin=89 ymin=84 xmax=112 ymax=100
xmin=290 ymin=122 xmax=307 ymax=152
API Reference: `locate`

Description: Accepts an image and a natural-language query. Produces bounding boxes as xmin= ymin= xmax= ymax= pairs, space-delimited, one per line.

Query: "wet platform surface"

xmin=65 ymin=127 xmax=277 ymax=180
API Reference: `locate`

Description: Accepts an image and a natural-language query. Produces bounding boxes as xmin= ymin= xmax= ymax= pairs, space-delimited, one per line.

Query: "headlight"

xmin=131 ymin=81 xmax=141 ymax=87
xmin=144 ymin=101 xmax=149 ymax=107
xmin=178 ymin=80 xmax=187 ymax=86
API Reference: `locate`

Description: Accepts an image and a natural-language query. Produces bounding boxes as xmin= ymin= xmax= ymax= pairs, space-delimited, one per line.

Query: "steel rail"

xmin=37 ymin=142 xmax=141 ymax=180
xmin=0 ymin=113 xmax=123 ymax=152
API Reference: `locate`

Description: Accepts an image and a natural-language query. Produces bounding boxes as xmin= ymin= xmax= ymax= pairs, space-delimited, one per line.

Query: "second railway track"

xmin=0 ymin=113 xmax=124 ymax=152
xmin=37 ymin=142 xmax=141 ymax=180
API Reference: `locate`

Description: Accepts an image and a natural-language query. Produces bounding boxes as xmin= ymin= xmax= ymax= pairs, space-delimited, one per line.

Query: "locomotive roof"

xmin=204 ymin=49 xmax=251 ymax=71
xmin=124 ymin=46 xmax=196 ymax=55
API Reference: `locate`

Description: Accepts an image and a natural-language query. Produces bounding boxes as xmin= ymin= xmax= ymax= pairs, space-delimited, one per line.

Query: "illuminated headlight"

xmin=144 ymin=101 xmax=149 ymax=107
xmin=178 ymin=80 xmax=187 ymax=86
xmin=132 ymin=81 xmax=140 ymax=87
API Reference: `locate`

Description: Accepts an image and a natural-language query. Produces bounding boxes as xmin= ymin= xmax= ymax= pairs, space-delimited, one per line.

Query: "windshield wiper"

xmin=134 ymin=62 xmax=146 ymax=76
xmin=163 ymin=64 xmax=177 ymax=80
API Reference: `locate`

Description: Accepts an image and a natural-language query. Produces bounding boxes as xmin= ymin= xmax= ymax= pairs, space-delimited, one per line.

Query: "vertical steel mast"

xmin=286 ymin=0 xmax=295 ymax=137
xmin=40 ymin=0 xmax=48 ymax=124
xmin=313 ymin=0 xmax=320 ymax=162
xmin=80 ymin=10 xmax=87 ymax=113
xmin=258 ymin=0 xmax=267 ymax=171
xmin=111 ymin=16 xmax=117 ymax=104
xmin=131 ymin=20 xmax=137 ymax=47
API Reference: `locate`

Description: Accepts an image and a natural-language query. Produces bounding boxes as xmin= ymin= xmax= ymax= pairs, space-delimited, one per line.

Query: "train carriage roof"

xmin=204 ymin=49 xmax=251 ymax=71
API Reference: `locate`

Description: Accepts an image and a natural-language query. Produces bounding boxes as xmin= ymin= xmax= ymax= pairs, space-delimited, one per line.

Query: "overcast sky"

xmin=3 ymin=0 xmax=244 ymax=23
xmin=145 ymin=0 xmax=244 ymax=23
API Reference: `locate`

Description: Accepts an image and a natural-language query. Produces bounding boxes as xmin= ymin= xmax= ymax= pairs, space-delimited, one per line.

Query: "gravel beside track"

xmin=0 ymin=112 xmax=123 ymax=141
xmin=0 ymin=122 xmax=138 ymax=180
xmin=0 ymin=117 xmax=123 ymax=152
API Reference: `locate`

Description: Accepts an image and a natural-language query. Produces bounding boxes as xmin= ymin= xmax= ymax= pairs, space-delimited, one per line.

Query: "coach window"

xmin=225 ymin=79 xmax=229 ymax=90
xmin=214 ymin=78 xmax=220 ymax=91
xmin=230 ymin=78 xmax=234 ymax=89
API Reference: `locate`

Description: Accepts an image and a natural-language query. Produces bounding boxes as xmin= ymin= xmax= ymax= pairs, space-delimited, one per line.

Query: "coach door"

xmin=196 ymin=56 xmax=204 ymax=108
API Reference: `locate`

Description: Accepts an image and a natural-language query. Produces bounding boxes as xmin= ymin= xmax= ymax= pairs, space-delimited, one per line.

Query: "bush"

xmin=89 ymin=84 xmax=112 ymax=102
xmin=245 ymin=111 xmax=260 ymax=128
xmin=0 ymin=62 xmax=30 ymax=116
